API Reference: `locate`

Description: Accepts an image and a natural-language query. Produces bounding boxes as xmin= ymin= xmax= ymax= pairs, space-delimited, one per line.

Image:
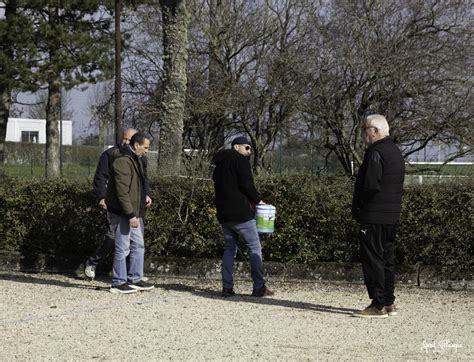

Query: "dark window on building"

xmin=21 ymin=131 xmax=39 ymax=143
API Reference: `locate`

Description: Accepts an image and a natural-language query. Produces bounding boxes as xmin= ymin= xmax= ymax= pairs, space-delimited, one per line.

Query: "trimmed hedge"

xmin=0 ymin=175 xmax=472 ymax=275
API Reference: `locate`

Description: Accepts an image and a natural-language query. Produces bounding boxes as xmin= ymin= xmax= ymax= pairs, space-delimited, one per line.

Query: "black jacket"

xmin=352 ymin=137 xmax=405 ymax=224
xmin=212 ymin=149 xmax=260 ymax=223
xmin=93 ymin=144 xmax=150 ymax=200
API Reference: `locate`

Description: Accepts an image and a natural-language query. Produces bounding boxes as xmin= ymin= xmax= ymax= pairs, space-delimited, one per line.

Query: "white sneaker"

xmin=84 ymin=260 xmax=96 ymax=279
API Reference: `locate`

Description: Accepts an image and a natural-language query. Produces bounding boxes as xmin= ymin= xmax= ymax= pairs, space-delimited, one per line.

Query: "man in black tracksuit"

xmin=212 ymin=136 xmax=274 ymax=297
xmin=352 ymin=114 xmax=405 ymax=318
xmin=84 ymin=128 xmax=151 ymax=279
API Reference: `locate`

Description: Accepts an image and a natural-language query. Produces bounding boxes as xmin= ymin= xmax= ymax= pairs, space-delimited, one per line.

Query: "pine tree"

xmin=27 ymin=2 xmax=114 ymax=178
xmin=0 ymin=0 xmax=39 ymax=164
xmin=1 ymin=1 xmax=114 ymax=176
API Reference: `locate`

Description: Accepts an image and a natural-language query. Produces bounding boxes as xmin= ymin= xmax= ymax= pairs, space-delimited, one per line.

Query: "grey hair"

xmin=366 ymin=114 xmax=389 ymax=136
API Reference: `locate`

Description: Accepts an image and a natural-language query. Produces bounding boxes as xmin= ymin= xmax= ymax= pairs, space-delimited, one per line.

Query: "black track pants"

xmin=359 ymin=224 xmax=398 ymax=309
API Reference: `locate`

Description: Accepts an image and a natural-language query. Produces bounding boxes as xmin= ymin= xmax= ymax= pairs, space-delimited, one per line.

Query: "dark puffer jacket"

xmin=105 ymin=147 xmax=147 ymax=219
xmin=212 ymin=149 xmax=260 ymax=223
xmin=352 ymin=137 xmax=405 ymax=224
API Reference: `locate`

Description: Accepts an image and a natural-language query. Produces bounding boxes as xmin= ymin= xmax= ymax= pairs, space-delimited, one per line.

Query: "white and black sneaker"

xmin=110 ymin=283 xmax=138 ymax=294
xmin=129 ymin=280 xmax=155 ymax=291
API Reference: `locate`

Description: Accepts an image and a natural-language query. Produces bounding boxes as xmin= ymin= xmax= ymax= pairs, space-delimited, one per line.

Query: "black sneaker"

xmin=110 ymin=283 xmax=138 ymax=294
xmin=222 ymin=287 xmax=236 ymax=297
xmin=129 ymin=280 xmax=155 ymax=291
xmin=252 ymin=285 xmax=275 ymax=297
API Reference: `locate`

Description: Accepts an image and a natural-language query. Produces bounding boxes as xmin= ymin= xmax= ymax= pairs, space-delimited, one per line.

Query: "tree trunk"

xmin=114 ymin=0 xmax=123 ymax=144
xmin=0 ymin=87 xmax=10 ymax=165
xmin=45 ymin=82 xmax=61 ymax=178
xmin=158 ymin=0 xmax=190 ymax=175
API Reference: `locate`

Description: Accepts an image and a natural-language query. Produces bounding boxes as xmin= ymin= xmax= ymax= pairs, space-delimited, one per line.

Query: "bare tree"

xmin=184 ymin=0 xmax=231 ymax=161
xmin=302 ymin=0 xmax=473 ymax=175
xmin=114 ymin=0 xmax=123 ymax=144
xmin=112 ymin=0 xmax=473 ymax=176
xmin=121 ymin=0 xmax=317 ymax=174
xmin=120 ymin=2 xmax=164 ymax=138
xmin=185 ymin=0 xmax=313 ymax=173
xmin=86 ymin=82 xmax=115 ymax=147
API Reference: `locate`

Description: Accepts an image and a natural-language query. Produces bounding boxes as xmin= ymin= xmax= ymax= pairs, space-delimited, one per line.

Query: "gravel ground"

xmin=0 ymin=271 xmax=472 ymax=360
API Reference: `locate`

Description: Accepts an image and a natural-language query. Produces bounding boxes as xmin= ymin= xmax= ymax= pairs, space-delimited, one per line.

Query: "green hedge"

xmin=0 ymin=175 xmax=472 ymax=274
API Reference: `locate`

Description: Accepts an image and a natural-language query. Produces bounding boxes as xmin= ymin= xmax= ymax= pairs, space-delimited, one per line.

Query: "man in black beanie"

xmin=352 ymin=114 xmax=405 ymax=318
xmin=211 ymin=136 xmax=274 ymax=297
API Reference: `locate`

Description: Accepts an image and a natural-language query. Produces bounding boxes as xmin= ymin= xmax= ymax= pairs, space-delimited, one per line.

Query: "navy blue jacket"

xmin=212 ymin=149 xmax=260 ymax=223
xmin=352 ymin=137 xmax=405 ymax=224
xmin=93 ymin=144 xmax=150 ymax=200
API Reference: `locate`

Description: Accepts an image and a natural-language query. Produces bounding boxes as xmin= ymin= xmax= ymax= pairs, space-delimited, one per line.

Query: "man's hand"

xmin=129 ymin=217 xmax=140 ymax=228
xmin=145 ymin=195 xmax=152 ymax=207
xmin=98 ymin=198 xmax=107 ymax=210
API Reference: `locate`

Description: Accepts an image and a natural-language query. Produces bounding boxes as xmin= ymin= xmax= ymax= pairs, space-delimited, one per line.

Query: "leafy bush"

xmin=0 ymin=178 xmax=103 ymax=264
xmin=397 ymin=182 xmax=473 ymax=275
xmin=0 ymin=175 xmax=472 ymax=274
xmin=144 ymin=177 xmax=222 ymax=258
xmin=257 ymin=175 xmax=359 ymax=263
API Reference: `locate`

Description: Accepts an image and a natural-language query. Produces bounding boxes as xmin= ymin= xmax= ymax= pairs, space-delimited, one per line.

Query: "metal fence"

xmin=2 ymin=142 xmax=473 ymax=183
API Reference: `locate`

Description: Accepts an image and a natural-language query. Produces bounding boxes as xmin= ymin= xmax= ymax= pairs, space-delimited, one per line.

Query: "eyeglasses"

xmin=244 ymin=146 xmax=252 ymax=151
xmin=362 ymin=126 xmax=377 ymax=131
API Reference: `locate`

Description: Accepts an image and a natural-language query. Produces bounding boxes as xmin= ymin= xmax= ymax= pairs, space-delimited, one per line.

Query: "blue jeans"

xmin=110 ymin=213 xmax=145 ymax=286
xmin=221 ymin=219 xmax=265 ymax=289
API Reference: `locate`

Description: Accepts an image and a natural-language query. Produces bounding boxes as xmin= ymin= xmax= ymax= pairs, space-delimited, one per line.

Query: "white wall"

xmin=6 ymin=118 xmax=72 ymax=145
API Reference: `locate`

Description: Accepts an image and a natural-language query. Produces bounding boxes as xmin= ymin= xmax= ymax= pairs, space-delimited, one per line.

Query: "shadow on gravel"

xmin=0 ymin=272 xmax=106 ymax=291
xmin=156 ymin=283 xmax=357 ymax=315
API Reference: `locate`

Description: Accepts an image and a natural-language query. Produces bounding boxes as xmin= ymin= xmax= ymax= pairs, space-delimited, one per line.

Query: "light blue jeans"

xmin=221 ymin=219 xmax=265 ymax=289
xmin=110 ymin=213 xmax=145 ymax=287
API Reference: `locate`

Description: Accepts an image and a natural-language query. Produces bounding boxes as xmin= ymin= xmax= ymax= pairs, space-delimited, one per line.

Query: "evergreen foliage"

xmin=0 ymin=1 xmax=115 ymax=177
xmin=0 ymin=175 xmax=472 ymax=275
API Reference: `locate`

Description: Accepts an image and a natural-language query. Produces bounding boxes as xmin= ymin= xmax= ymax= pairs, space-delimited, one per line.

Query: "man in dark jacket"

xmin=106 ymin=132 xmax=154 ymax=293
xmin=84 ymin=128 xmax=152 ymax=279
xmin=212 ymin=136 xmax=274 ymax=297
xmin=352 ymin=114 xmax=405 ymax=318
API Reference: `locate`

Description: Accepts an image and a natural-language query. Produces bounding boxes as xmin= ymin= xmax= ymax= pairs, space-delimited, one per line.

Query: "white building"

xmin=6 ymin=118 xmax=72 ymax=145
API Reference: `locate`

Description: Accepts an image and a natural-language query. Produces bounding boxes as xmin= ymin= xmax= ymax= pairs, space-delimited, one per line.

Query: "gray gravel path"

xmin=0 ymin=271 xmax=472 ymax=360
